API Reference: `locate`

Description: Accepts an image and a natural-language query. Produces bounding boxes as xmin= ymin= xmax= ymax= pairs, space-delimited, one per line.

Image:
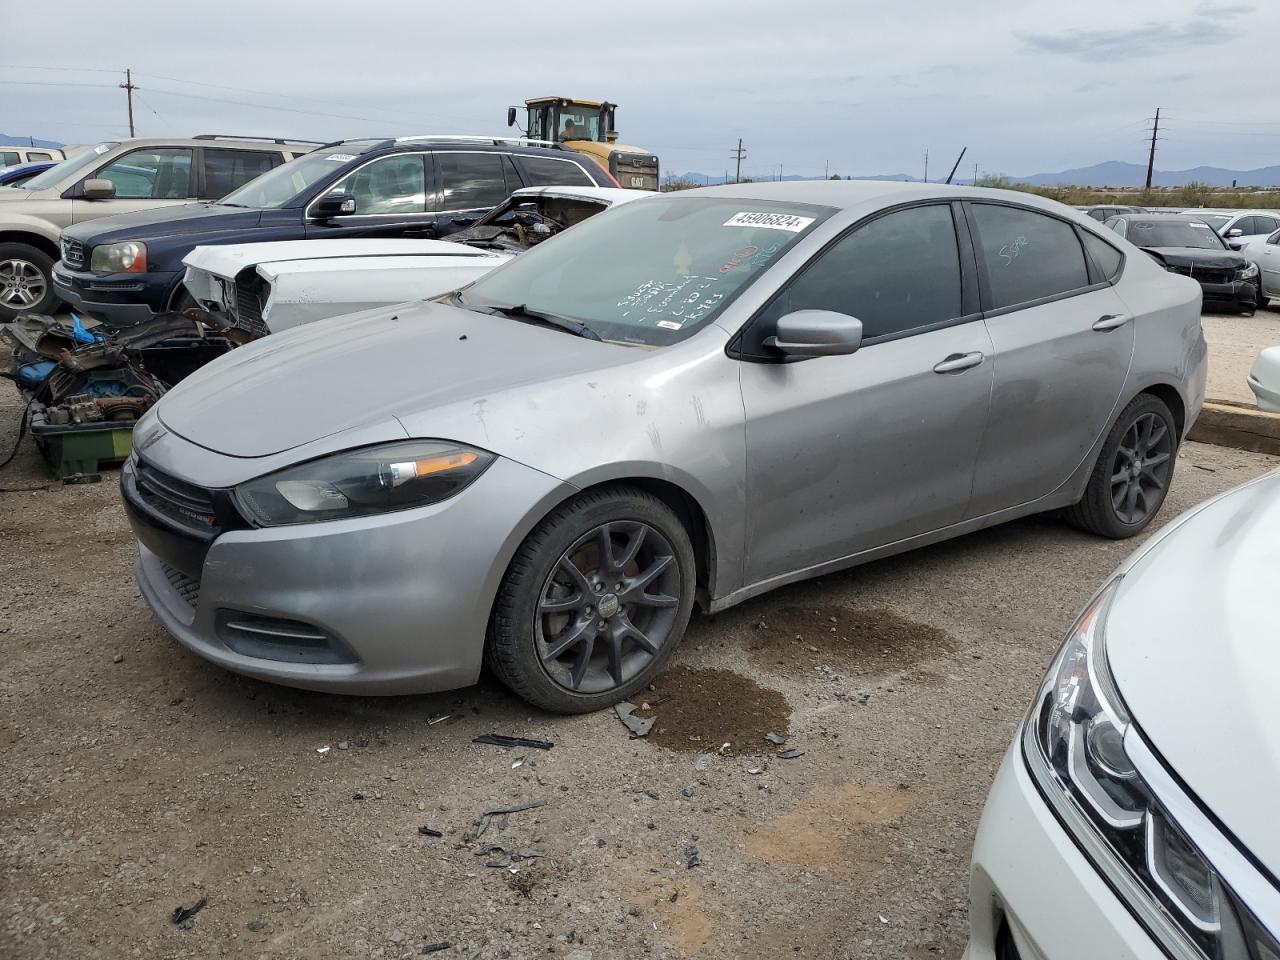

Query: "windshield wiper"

xmin=483 ymin=302 xmax=603 ymax=341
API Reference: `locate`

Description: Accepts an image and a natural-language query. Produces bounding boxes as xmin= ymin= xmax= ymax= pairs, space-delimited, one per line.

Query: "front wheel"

xmin=0 ymin=242 xmax=57 ymax=320
xmin=486 ymin=487 xmax=696 ymax=713
xmin=1066 ymin=394 xmax=1176 ymax=539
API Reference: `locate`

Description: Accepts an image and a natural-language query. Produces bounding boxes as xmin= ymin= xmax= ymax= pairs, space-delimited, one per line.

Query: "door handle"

xmin=932 ymin=351 xmax=985 ymax=374
xmin=1092 ymin=314 xmax=1131 ymax=331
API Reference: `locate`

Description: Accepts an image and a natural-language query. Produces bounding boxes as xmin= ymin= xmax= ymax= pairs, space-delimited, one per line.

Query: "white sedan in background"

xmin=966 ymin=471 xmax=1280 ymax=959
xmin=182 ymin=186 xmax=647 ymax=337
xmin=1237 ymin=228 xmax=1280 ymax=307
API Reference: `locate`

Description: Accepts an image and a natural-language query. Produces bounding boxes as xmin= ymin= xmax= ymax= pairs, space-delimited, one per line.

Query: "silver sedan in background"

xmin=121 ymin=182 xmax=1206 ymax=712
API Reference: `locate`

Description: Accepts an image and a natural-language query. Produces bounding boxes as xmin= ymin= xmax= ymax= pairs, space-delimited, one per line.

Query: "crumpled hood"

xmin=1107 ymin=470 xmax=1280 ymax=875
xmin=62 ymin=202 xmax=261 ymax=244
xmin=1141 ymin=246 xmax=1246 ymax=271
xmin=155 ymin=299 xmax=637 ymax=458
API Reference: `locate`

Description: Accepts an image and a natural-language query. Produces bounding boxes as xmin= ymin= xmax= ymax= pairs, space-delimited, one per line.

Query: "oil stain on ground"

xmin=633 ymin=665 xmax=790 ymax=755
xmin=746 ymin=604 xmax=954 ymax=678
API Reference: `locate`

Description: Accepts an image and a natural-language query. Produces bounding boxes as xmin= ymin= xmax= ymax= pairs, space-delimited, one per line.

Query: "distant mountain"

xmin=1014 ymin=160 xmax=1280 ymax=188
xmin=0 ymin=133 xmax=64 ymax=149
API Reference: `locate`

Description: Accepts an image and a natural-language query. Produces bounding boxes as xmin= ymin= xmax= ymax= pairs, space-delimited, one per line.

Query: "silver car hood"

xmin=155 ymin=300 xmax=640 ymax=458
xmin=1107 ymin=470 xmax=1280 ymax=875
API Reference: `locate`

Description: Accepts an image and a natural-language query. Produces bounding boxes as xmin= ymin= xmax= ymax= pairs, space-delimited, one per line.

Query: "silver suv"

xmin=0 ymin=135 xmax=316 ymax=320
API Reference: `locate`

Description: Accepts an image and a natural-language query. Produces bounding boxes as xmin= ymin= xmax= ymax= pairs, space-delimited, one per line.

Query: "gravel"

xmin=2 ymin=379 xmax=1276 ymax=959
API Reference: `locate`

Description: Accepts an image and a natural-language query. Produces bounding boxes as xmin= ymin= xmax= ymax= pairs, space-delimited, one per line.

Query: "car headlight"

xmin=1237 ymin=262 xmax=1260 ymax=280
xmin=1024 ymin=579 xmax=1280 ymax=960
xmin=234 ymin=440 xmax=495 ymax=526
xmin=90 ymin=240 xmax=147 ymax=274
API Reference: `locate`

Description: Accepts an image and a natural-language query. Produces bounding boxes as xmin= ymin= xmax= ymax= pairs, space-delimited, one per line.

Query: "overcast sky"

xmin=4 ymin=0 xmax=1277 ymax=179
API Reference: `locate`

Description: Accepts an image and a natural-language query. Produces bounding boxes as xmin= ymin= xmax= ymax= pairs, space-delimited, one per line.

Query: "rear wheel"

xmin=1066 ymin=394 xmax=1176 ymax=538
xmin=0 ymin=242 xmax=57 ymax=320
xmin=486 ymin=487 xmax=696 ymax=713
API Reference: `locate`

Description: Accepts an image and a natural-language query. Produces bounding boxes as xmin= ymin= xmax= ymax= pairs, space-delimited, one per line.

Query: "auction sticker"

xmin=325 ymin=153 xmax=356 ymax=162
xmin=657 ymin=319 xmax=684 ymax=330
xmin=723 ymin=211 xmax=815 ymax=232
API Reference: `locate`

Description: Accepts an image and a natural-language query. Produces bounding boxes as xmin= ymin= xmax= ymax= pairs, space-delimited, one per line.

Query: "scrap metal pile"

xmin=0 ymin=312 xmax=238 ymax=426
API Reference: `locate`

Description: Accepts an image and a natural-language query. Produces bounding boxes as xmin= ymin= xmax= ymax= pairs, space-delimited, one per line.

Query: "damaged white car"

xmin=181 ymin=186 xmax=646 ymax=336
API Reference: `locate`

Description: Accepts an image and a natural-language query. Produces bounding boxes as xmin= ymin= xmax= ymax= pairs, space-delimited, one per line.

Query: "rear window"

xmin=200 ymin=149 xmax=278 ymax=200
xmin=459 ymin=196 xmax=833 ymax=346
xmin=516 ymin=155 xmax=594 ymax=188
xmin=971 ymin=204 xmax=1090 ymax=309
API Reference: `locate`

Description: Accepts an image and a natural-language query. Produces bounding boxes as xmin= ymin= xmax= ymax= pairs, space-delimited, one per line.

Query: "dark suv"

xmin=53 ymin=137 xmax=617 ymax=325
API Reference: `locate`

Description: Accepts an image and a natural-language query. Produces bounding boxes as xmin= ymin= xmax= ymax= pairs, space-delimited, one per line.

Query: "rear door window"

xmin=515 ymin=155 xmax=594 ymax=188
xmin=438 ymin=152 xmax=509 ymax=210
xmin=0 ymin=151 xmax=21 ymax=167
xmin=1254 ymin=215 xmax=1280 ymax=235
xmin=200 ymin=149 xmax=279 ymax=200
xmin=970 ymin=204 xmax=1090 ymax=310
xmin=93 ymin=147 xmax=194 ymax=199
xmin=1081 ymin=230 xmax=1123 ymax=281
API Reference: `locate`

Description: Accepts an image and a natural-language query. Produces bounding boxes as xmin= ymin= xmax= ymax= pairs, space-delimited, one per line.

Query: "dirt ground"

xmin=1202 ymin=305 xmax=1280 ymax=403
xmin=2 ymin=381 xmax=1277 ymax=960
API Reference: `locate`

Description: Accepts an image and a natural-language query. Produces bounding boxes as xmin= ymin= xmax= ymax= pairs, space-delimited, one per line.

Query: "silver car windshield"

xmin=218 ymin=146 xmax=376 ymax=208
xmin=458 ymin=196 xmax=833 ymax=345
xmin=21 ymin=143 xmax=120 ymax=190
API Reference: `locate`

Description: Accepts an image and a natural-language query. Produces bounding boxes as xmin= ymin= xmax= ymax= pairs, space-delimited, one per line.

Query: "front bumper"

xmin=964 ymin=742 xmax=1165 ymax=960
xmin=125 ymin=454 xmax=574 ymax=695
xmin=1196 ymin=277 xmax=1257 ymax=313
xmin=51 ymin=261 xmax=179 ymax=325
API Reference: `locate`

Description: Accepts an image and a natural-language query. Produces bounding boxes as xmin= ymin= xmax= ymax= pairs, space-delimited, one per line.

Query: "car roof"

xmin=96 ymin=136 xmax=318 ymax=150
xmin=1120 ymin=214 xmax=1220 ymax=225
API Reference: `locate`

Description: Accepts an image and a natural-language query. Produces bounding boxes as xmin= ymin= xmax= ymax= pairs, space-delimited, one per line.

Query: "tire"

xmin=0 ymin=242 xmax=57 ymax=321
xmin=1066 ymin=394 xmax=1177 ymax=539
xmin=486 ymin=486 xmax=696 ymax=713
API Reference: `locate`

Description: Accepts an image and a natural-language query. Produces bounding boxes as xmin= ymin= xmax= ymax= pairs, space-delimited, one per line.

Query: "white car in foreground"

xmin=181 ymin=185 xmax=647 ymax=337
xmin=966 ymin=470 xmax=1280 ymax=960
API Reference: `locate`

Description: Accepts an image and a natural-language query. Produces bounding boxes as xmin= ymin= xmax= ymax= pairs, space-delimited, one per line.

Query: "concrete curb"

xmin=1188 ymin=400 xmax=1280 ymax=457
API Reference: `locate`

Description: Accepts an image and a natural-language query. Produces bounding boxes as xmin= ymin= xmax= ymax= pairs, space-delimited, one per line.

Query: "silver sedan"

xmin=121 ymin=182 xmax=1207 ymax=712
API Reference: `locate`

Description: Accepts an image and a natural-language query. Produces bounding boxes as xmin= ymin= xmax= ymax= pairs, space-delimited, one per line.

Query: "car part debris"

xmin=316 ymin=745 xmax=330 ymax=755
xmin=421 ymin=943 xmax=451 ymax=954
xmin=777 ymin=748 xmax=805 ymax=759
xmin=464 ymin=800 xmax=547 ymax=843
xmin=477 ymin=843 xmax=545 ymax=868
xmin=473 ymin=734 xmax=554 ymax=750
xmin=747 ymin=765 xmax=765 ymax=775
xmin=246 ymin=920 xmax=268 ymax=933
xmin=427 ymin=712 xmax=454 ymax=725
xmin=614 ymin=701 xmax=655 ymax=737
xmin=685 ymin=845 xmax=701 ymax=869
xmin=764 ymin=731 xmax=786 ymax=745
xmin=681 ymin=786 xmax=694 ymax=798
xmin=170 ymin=897 xmax=207 ymax=924
xmin=417 ymin=826 xmax=444 ymax=838
xmin=511 ymin=756 xmax=525 ymax=769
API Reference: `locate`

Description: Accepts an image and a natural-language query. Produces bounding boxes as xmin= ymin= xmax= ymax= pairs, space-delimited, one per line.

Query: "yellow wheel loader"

xmin=507 ymin=97 xmax=660 ymax=191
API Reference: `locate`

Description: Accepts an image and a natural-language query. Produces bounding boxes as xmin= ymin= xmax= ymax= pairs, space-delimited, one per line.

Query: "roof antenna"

xmin=944 ymin=146 xmax=968 ymax=185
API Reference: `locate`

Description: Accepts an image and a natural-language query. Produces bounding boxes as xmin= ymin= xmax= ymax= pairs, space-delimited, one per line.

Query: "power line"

xmin=0 ymin=80 xmax=114 ymax=89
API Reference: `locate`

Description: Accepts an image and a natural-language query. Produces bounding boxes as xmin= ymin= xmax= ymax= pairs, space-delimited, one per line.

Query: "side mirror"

xmin=506 ymin=106 xmax=518 ymax=128
xmin=765 ymin=310 xmax=864 ymax=358
xmin=1228 ymin=241 xmax=1244 ymax=251
xmin=82 ymin=178 xmax=115 ymax=200
xmin=311 ymin=194 xmax=356 ymax=220
xmin=1227 ymin=228 xmax=1245 ymax=238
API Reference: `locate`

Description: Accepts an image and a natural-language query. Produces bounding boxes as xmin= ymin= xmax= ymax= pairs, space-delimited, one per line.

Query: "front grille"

xmin=161 ymin=562 xmax=201 ymax=609
xmin=61 ymin=237 xmax=85 ymax=270
xmin=134 ymin=459 xmax=220 ymax=534
xmin=1171 ymin=264 xmax=1234 ymax=285
xmin=233 ymin=280 xmax=269 ymax=338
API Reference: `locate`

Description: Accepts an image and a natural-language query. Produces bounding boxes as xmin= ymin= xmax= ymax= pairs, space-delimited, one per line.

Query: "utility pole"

xmin=923 ymin=148 xmax=929 ymax=183
xmin=973 ymin=162 xmax=979 ymax=186
xmin=120 ymin=68 xmax=138 ymax=138
xmin=1144 ymin=107 xmax=1161 ymax=191
xmin=824 ymin=159 xmax=829 ymax=179
xmin=732 ymin=138 xmax=746 ymax=184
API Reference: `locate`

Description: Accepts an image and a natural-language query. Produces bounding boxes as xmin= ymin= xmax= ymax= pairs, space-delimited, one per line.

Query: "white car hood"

xmin=182 ymin=237 xmax=495 ymax=279
xmin=1107 ymin=469 xmax=1280 ymax=874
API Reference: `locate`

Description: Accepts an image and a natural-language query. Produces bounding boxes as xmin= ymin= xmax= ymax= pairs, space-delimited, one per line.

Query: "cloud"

xmin=1017 ymin=11 xmax=1240 ymax=61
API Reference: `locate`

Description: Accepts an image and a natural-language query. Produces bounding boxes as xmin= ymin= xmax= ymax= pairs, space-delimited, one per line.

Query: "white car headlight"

xmin=1024 ymin=579 xmax=1280 ymax=960
xmin=89 ymin=240 xmax=147 ymax=274
xmin=234 ymin=440 xmax=495 ymax=526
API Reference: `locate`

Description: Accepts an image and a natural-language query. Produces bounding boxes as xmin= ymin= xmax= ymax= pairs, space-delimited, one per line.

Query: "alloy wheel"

xmin=0 ymin=258 xmax=47 ymax=309
xmin=536 ymin=520 xmax=682 ymax=694
xmin=1110 ymin=412 xmax=1173 ymax=524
